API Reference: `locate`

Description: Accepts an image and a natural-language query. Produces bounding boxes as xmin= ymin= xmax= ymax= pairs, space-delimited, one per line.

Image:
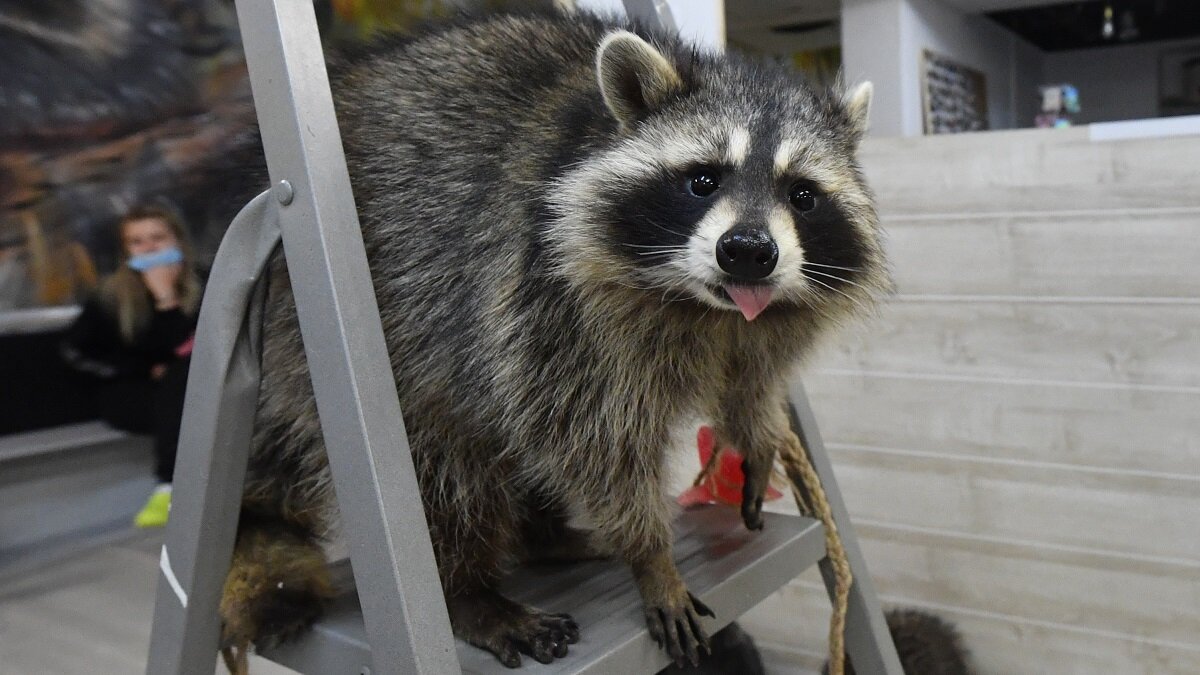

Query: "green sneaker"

xmin=134 ymin=487 xmax=172 ymax=528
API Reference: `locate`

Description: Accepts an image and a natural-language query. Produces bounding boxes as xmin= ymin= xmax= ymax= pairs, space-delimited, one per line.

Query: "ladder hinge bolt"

xmin=274 ymin=180 xmax=294 ymax=205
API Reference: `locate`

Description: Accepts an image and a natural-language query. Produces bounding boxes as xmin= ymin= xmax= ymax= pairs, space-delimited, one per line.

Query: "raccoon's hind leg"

xmin=218 ymin=504 xmax=335 ymax=669
xmin=434 ymin=480 xmax=581 ymax=667
xmin=520 ymin=493 xmax=610 ymax=564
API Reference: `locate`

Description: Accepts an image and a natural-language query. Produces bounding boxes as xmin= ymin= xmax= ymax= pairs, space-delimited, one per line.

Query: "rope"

xmin=778 ymin=433 xmax=852 ymax=675
xmin=691 ymin=432 xmax=852 ymax=675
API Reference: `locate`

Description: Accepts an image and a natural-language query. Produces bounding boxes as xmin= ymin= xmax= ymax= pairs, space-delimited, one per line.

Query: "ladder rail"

xmin=230 ymin=1 xmax=460 ymax=672
xmin=145 ymin=192 xmax=279 ymax=674
xmin=146 ymin=1 xmax=458 ymax=673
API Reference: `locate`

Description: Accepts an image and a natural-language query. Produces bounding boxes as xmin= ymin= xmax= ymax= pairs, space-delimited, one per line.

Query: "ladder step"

xmin=262 ymin=506 xmax=825 ymax=674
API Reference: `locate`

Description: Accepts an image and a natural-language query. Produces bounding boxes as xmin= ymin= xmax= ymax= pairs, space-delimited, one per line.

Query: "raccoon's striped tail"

xmin=219 ymin=644 xmax=248 ymax=675
xmin=218 ymin=510 xmax=335 ymax=674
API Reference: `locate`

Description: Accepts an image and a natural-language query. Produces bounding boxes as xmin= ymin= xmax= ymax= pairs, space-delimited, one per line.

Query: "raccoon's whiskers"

xmin=659 ymin=288 xmax=695 ymax=305
xmin=634 ymin=250 xmax=688 ymax=258
xmin=803 ymin=267 xmax=870 ymax=291
xmin=612 ymin=278 xmax=676 ymax=293
xmin=610 ymin=271 xmax=700 ymax=305
xmin=802 ymin=273 xmax=868 ymax=312
xmin=622 ymin=242 xmax=690 ymax=258
xmin=635 ymin=218 xmax=691 ymax=241
xmin=622 ymin=243 xmax=688 ymax=250
xmin=803 ymin=262 xmax=862 ymax=273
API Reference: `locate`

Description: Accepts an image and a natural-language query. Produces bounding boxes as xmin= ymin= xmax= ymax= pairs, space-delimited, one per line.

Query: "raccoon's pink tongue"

xmin=724 ymin=284 xmax=774 ymax=321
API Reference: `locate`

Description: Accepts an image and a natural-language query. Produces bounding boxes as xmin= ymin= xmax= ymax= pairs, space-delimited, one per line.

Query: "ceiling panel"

xmin=988 ymin=1 xmax=1200 ymax=51
xmin=940 ymin=0 xmax=1076 ymax=12
xmin=725 ymin=0 xmax=840 ymax=32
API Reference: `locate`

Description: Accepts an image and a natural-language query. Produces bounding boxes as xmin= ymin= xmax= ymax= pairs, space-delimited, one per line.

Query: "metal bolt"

xmin=274 ymin=180 xmax=294 ymax=205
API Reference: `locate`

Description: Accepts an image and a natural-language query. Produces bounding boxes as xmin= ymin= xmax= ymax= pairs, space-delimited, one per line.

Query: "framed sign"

xmin=1158 ymin=46 xmax=1200 ymax=117
xmin=921 ymin=49 xmax=989 ymax=135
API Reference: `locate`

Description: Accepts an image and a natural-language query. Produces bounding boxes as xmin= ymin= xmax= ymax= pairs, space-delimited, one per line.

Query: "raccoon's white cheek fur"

xmin=685 ymin=199 xmax=738 ymax=279
xmin=766 ymin=205 xmax=807 ymax=288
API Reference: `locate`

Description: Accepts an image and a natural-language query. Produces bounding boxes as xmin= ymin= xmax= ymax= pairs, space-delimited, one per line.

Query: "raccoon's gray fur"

xmin=222 ymin=9 xmax=887 ymax=670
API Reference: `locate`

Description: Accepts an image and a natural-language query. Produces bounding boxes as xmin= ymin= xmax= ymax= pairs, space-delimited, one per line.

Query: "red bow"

xmin=677 ymin=426 xmax=784 ymax=508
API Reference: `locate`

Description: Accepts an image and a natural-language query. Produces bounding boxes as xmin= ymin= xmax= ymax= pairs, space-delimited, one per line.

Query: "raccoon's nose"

xmin=716 ymin=228 xmax=778 ymax=280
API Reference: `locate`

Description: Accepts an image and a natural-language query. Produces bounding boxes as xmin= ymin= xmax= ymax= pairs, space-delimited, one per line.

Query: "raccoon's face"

xmin=547 ymin=31 xmax=887 ymax=323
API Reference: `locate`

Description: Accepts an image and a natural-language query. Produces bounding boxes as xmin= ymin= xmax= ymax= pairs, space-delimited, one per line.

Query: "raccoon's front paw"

xmin=740 ymin=454 xmax=771 ymax=531
xmin=643 ymin=589 xmax=715 ymax=668
xmin=448 ymin=589 xmax=580 ymax=668
xmin=741 ymin=489 xmax=765 ymax=531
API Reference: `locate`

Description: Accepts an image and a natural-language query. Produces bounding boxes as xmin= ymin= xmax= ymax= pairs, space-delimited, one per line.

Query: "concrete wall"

xmin=1044 ymin=37 xmax=1200 ymax=125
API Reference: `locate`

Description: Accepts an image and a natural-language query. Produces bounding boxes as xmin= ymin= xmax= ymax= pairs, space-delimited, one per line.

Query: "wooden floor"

xmin=0 ymin=533 xmax=296 ymax=675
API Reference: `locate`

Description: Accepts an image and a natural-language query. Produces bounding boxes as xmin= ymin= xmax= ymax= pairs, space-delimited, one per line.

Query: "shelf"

xmin=263 ymin=506 xmax=825 ymax=674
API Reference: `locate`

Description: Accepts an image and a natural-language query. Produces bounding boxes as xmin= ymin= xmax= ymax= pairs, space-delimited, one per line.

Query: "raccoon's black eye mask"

xmin=685 ymin=167 xmax=720 ymax=198
xmin=684 ymin=165 xmax=827 ymax=220
xmin=791 ymin=191 xmax=869 ymax=283
xmin=788 ymin=181 xmax=820 ymax=213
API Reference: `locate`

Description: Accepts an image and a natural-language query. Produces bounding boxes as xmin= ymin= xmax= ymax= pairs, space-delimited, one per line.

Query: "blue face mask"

xmin=127 ymin=247 xmax=184 ymax=272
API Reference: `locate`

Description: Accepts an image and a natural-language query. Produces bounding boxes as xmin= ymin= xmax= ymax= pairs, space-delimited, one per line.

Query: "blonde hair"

xmin=101 ymin=204 xmax=202 ymax=343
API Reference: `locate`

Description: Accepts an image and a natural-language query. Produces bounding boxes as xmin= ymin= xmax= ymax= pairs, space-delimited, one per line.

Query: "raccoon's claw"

xmin=487 ymin=611 xmax=578 ymax=668
xmin=644 ymin=591 xmax=714 ymax=668
xmin=740 ymin=452 xmax=772 ymax=531
xmin=449 ymin=589 xmax=579 ymax=668
xmin=741 ymin=493 xmax=765 ymax=531
xmin=546 ymin=612 xmax=582 ymax=644
xmin=530 ymin=612 xmax=580 ymax=659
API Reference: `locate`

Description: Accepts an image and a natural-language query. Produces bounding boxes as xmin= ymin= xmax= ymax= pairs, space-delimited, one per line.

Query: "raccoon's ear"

xmin=843 ymin=81 xmax=873 ymax=143
xmin=595 ymin=30 xmax=683 ymax=128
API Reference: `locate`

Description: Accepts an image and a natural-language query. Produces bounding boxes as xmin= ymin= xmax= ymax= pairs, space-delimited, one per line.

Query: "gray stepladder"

xmin=144 ymin=0 xmax=904 ymax=673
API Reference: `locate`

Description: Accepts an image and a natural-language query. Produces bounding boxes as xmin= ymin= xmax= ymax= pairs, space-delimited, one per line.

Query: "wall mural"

xmin=0 ymin=0 xmax=255 ymax=312
xmin=921 ymin=49 xmax=989 ymax=135
xmin=1158 ymin=45 xmax=1200 ymax=118
xmin=0 ymin=0 xmax=508 ymax=314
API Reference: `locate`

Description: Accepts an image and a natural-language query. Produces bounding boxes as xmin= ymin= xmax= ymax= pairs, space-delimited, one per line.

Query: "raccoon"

xmin=219 ymin=10 xmax=887 ymax=670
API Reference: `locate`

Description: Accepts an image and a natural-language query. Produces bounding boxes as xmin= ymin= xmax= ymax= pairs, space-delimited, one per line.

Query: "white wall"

xmin=900 ymin=0 xmax=1042 ymax=133
xmin=841 ymin=0 xmax=907 ymax=137
xmin=573 ymin=0 xmax=725 ymax=50
xmin=843 ymin=0 xmax=1044 ymax=136
xmin=1044 ymin=37 xmax=1200 ymax=125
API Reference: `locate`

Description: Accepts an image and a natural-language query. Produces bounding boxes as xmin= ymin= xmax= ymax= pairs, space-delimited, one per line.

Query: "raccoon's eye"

xmin=789 ymin=183 xmax=819 ymax=213
xmin=686 ymin=169 xmax=721 ymax=198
